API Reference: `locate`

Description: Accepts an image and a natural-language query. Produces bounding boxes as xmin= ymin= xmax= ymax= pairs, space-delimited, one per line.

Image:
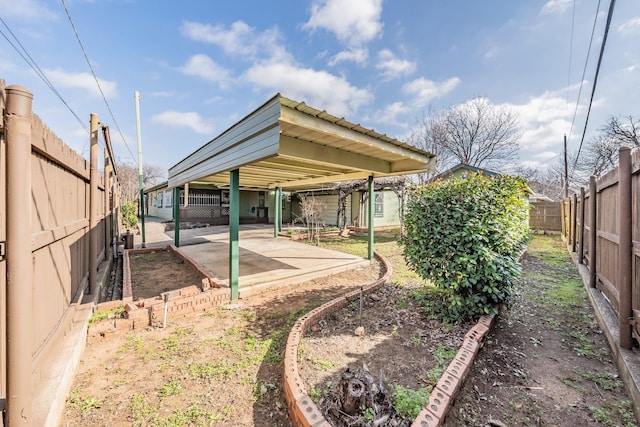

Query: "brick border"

xmin=88 ymin=245 xmax=229 ymax=341
xmin=283 ymin=251 xmax=496 ymax=427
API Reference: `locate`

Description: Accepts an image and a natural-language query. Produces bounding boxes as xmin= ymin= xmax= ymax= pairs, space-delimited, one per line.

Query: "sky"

xmin=1 ymin=0 xmax=639 ymax=178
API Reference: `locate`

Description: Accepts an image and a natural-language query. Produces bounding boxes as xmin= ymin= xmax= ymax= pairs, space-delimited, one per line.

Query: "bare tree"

xmin=117 ymin=161 xmax=167 ymax=203
xmin=407 ymin=115 xmax=454 ymax=184
xmin=602 ymin=115 xmax=639 ymax=147
xmin=416 ymin=97 xmax=521 ymax=172
xmin=573 ymin=115 xmax=639 ymax=183
xmin=513 ymin=164 xmax=565 ymax=201
xmin=298 ymin=194 xmax=326 ymax=244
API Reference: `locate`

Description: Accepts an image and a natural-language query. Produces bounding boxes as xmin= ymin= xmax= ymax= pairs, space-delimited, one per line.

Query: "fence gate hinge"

xmin=0 ymin=241 xmax=5 ymax=259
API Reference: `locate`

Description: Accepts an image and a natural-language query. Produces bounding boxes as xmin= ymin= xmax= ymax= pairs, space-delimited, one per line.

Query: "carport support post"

xmin=230 ymin=169 xmax=240 ymax=301
xmin=274 ymin=187 xmax=282 ymax=237
xmin=618 ymin=146 xmax=632 ymax=350
xmin=5 ymin=84 xmax=34 ymax=425
xmin=173 ymin=187 xmax=180 ymax=247
xmin=367 ymin=175 xmax=374 ymax=261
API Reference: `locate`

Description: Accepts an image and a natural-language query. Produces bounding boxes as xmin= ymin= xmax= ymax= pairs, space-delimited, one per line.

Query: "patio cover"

xmin=166 ymin=93 xmax=436 ymax=301
xmin=168 ymin=94 xmax=436 ymax=190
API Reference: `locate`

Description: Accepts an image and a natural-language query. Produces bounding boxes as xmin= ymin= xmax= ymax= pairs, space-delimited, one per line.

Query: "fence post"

xmin=561 ymin=199 xmax=566 ymax=239
xmin=589 ymin=175 xmax=597 ymax=288
xmin=104 ymin=147 xmax=111 ymax=260
xmin=89 ymin=114 xmax=99 ymax=295
xmin=618 ymin=147 xmax=633 ymax=350
xmin=579 ymin=187 xmax=585 ymax=264
xmin=5 ymin=84 xmax=34 ymax=425
xmin=572 ymin=193 xmax=578 ymax=252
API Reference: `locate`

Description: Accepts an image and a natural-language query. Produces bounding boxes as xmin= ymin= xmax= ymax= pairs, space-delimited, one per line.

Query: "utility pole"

xmin=563 ymin=134 xmax=569 ymax=199
xmin=135 ymin=90 xmax=146 ymax=247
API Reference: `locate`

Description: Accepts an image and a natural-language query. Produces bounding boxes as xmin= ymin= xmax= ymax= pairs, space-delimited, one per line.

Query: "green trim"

xmin=173 ymin=187 xmax=180 ymax=247
xmin=274 ymin=187 xmax=282 ymax=237
xmin=368 ymin=175 xmax=374 ymax=260
xmin=229 ymin=169 xmax=239 ymax=301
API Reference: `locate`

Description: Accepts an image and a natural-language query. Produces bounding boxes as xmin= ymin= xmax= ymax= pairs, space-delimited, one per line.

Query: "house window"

xmin=258 ymin=191 xmax=265 ymax=208
xmin=164 ymin=190 xmax=173 ymax=207
xmin=157 ymin=192 xmax=163 ymax=208
xmin=374 ymin=193 xmax=384 ymax=217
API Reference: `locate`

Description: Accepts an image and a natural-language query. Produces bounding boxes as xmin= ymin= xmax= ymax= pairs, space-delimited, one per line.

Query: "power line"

xmin=0 ymin=16 xmax=89 ymax=134
xmin=566 ymin=0 xmax=601 ymax=148
xmin=565 ymin=0 xmax=576 ymax=115
xmin=60 ymin=0 xmax=137 ymax=163
xmin=570 ymin=0 xmax=617 ymax=179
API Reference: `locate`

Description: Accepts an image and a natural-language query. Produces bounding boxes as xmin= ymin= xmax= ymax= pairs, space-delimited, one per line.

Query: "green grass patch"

xmin=393 ymin=385 xmax=432 ymax=420
xmin=574 ymin=368 xmax=623 ymax=390
xmin=526 ymin=235 xmax=568 ymax=266
xmin=89 ymin=304 xmax=125 ymax=326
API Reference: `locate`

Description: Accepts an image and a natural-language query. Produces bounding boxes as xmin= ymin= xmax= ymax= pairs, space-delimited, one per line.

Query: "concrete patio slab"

xmin=134 ymin=218 xmax=371 ymax=298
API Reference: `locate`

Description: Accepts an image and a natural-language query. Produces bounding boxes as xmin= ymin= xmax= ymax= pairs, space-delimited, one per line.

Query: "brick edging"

xmin=283 ymin=252 xmax=497 ymax=427
xmin=412 ymin=314 xmax=495 ymax=426
xmin=88 ymin=246 xmax=230 ymax=340
xmin=283 ymin=251 xmax=392 ymax=427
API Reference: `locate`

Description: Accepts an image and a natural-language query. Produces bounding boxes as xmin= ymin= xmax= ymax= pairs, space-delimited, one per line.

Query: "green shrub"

xmin=121 ymin=202 xmax=139 ymax=230
xmin=400 ymin=173 xmax=529 ymax=322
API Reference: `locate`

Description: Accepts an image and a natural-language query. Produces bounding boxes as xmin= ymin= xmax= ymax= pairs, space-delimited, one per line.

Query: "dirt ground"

xmin=128 ymin=250 xmax=205 ymax=300
xmin=60 ymin=234 xmax=638 ymax=426
xmin=61 ymin=257 xmax=382 ymax=426
xmin=443 ymin=235 xmax=637 ymax=427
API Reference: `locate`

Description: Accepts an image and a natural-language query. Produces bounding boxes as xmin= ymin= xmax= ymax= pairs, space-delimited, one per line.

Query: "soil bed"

xmin=129 ymin=249 xmax=205 ymax=300
xmin=299 ymin=281 xmax=471 ymax=425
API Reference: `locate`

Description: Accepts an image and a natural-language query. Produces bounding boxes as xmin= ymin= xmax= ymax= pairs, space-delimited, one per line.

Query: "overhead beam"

xmin=269 ymin=171 xmax=373 ymax=189
xmin=279 ymin=135 xmax=391 ymax=174
xmin=280 ymin=107 xmax=435 ymax=164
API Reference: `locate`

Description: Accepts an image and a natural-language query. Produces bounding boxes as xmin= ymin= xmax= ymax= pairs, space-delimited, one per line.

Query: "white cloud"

xmin=483 ymin=46 xmax=500 ymax=60
xmin=43 ymin=68 xmax=117 ymax=98
xmin=303 ymin=0 xmax=383 ymax=46
xmin=376 ymin=49 xmax=416 ymax=79
xmin=328 ymin=48 xmax=369 ymax=66
xmin=618 ymin=17 xmax=640 ymax=34
xmin=151 ymin=111 xmax=214 ymax=135
xmin=244 ymin=62 xmax=372 ymax=117
xmin=403 ymin=77 xmax=461 ymax=108
xmin=179 ymin=54 xmax=232 ymax=88
xmin=373 ymin=101 xmax=410 ymax=127
xmin=0 ymin=0 xmax=56 ymax=20
xmin=540 ymin=0 xmax=572 ymax=15
xmin=501 ymin=88 xmax=581 ymax=152
xmin=181 ymin=20 xmax=287 ymax=61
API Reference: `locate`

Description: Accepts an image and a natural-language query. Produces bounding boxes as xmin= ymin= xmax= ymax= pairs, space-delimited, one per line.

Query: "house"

xmin=145 ymin=179 xmax=403 ymax=230
xmin=145 ymin=181 xmax=301 ymax=225
xmin=431 ymin=163 xmax=499 ymax=181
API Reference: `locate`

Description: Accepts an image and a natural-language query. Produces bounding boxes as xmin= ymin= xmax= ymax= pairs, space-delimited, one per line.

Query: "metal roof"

xmin=168 ymin=94 xmax=436 ymax=190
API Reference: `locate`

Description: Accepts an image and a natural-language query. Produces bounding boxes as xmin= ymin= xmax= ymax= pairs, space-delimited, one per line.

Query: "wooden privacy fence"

xmin=0 ymin=81 xmax=121 ymax=424
xmin=562 ymin=146 xmax=640 ymax=351
xmin=529 ymin=200 xmax=562 ymax=231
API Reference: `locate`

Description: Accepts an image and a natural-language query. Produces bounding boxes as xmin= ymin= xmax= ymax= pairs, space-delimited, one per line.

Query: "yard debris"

xmin=321 ymin=366 xmax=411 ymax=427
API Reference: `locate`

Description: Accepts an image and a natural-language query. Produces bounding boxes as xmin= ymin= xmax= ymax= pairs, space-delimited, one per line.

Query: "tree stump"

xmin=337 ymin=367 xmax=376 ymax=415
